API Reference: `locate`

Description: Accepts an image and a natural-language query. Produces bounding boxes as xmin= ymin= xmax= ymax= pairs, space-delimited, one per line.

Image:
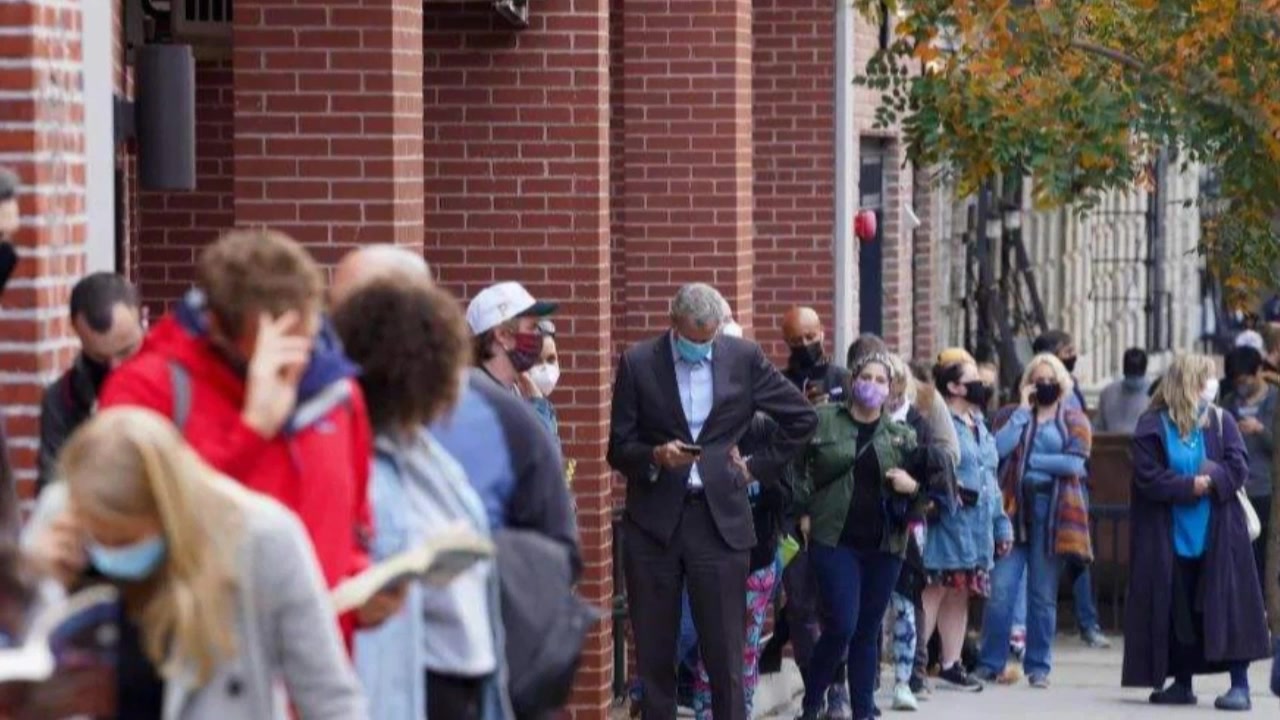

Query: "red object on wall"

xmin=855 ymin=209 xmax=878 ymax=242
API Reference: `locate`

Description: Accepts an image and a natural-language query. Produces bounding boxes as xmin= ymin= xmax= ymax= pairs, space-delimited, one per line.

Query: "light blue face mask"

xmin=674 ymin=334 xmax=713 ymax=364
xmin=1122 ymin=376 xmax=1147 ymax=393
xmin=87 ymin=535 xmax=167 ymax=581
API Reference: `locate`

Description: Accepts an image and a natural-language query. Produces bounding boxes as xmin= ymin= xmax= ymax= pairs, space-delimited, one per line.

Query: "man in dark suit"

xmin=608 ymin=283 xmax=817 ymax=720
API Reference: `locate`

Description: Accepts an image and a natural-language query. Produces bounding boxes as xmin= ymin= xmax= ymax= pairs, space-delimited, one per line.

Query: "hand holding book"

xmin=332 ymin=523 xmax=495 ymax=615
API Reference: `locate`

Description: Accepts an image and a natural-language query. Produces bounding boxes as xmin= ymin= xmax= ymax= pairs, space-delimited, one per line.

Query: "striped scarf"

xmin=992 ymin=404 xmax=1094 ymax=563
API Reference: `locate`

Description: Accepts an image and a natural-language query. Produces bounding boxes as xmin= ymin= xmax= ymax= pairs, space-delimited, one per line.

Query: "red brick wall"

xmin=231 ymin=0 xmax=424 ymax=258
xmin=419 ymin=4 xmax=614 ymax=717
xmin=752 ymin=0 xmax=835 ymax=362
xmin=618 ymin=0 xmax=756 ymax=336
xmin=0 ymin=0 xmax=86 ymax=496
xmin=135 ymin=62 xmax=234 ymax=312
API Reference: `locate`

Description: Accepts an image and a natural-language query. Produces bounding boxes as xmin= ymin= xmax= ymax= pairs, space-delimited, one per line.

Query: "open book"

xmin=0 ymin=583 xmax=119 ymax=717
xmin=333 ymin=523 xmax=495 ymax=614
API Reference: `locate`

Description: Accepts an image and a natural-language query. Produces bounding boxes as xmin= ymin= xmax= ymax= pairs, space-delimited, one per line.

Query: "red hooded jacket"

xmin=99 ymin=306 xmax=372 ymax=644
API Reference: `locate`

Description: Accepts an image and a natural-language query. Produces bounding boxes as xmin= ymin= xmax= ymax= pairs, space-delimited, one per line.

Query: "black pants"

xmin=427 ymin=671 xmax=484 ymax=720
xmin=625 ymin=495 xmax=750 ymax=720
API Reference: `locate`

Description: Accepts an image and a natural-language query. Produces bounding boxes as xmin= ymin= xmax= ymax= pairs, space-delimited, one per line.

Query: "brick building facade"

xmin=1 ymin=1 xmax=937 ymax=717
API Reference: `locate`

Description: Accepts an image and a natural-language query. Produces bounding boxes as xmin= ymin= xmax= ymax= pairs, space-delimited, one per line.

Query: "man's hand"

xmin=356 ymin=582 xmax=408 ymax=629
xmin=799 ymin=515 xmax=811 ymax=544
xmin=28 ymin=512 xmax=86 ymax=588
xmin=652 ymin=441 xmax=698 ymax=469
xmin=1239 ymin=417 xmax=1265 ymax=435
xmin=241 ymin=311 xmax=312 ymax=438
xmin=804 ymin=385 xmax=830 ymax=406
xmin=886 ymin=468 xmax=920 ymax=495
xmin=996 ymin=540 xmax=1013 ymax=558
xmin=1193 ymin=474 xmax=1214 ymax=497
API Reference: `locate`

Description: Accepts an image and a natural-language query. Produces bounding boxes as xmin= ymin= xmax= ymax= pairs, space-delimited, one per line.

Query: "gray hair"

xmin=670 ymin=283 xmax=727 ymax=330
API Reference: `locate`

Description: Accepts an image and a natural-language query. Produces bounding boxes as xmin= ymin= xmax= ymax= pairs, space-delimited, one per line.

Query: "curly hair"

xmin=333 ymin=277 xmax=471 ymax=433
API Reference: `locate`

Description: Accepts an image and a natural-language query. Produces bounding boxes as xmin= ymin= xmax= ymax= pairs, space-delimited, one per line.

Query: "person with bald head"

xmin=781 ymin=306 xmax=850 ymax=406
xmin=330 ymin=244 xmax=430 ymax=307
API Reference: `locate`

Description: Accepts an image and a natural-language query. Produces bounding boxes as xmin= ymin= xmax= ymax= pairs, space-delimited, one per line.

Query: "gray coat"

xmin=23 ymin=482 xmax=369 ymax=720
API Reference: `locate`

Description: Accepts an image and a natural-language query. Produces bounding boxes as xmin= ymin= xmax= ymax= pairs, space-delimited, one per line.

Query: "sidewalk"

xmin=753 ymin=637 xmax=1277 ymax=719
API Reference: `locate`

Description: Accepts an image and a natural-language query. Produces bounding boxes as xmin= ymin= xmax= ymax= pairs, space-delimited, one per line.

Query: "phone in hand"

xmin=680 ymin=444 xmax=703 ymax=457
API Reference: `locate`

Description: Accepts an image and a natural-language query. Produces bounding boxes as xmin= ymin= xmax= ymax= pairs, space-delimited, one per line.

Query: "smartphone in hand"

xmin=679 ymin=444 xmax=703 ymax=457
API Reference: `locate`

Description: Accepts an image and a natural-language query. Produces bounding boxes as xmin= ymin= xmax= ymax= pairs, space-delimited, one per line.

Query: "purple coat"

xmin=1121 ymin=408 xmax=1271 ymax=688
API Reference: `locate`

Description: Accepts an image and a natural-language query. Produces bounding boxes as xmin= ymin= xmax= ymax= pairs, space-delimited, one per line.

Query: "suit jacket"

xmin=607 ymin=333 xmax=817 ymax=550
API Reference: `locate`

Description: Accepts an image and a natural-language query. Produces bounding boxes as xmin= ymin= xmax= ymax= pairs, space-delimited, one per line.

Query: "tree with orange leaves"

xmin=857 ymin=0 xmax=1280 ymax=289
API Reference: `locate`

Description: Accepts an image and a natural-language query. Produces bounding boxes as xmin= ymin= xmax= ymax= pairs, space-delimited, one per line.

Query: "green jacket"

xmin=795 ymin=404 xmax=923 ymax=556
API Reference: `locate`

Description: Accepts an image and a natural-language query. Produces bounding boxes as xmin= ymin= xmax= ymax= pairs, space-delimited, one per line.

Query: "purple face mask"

xmin=852 ymin=378 xmax=889 ymax=410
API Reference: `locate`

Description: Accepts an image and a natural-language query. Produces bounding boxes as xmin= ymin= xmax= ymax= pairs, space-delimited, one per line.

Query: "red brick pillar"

xmin=752 ymin=0 xmax=836 ymax=361
xmin=0 ymin=0 xmax=85 ymax=496
xmin=232 ymin=0 xmax=424 ymax=259
xmin=419 ymin=4 xmax=613 ymax=717
xmin=619 ymin=0 xmax=756 ymax=335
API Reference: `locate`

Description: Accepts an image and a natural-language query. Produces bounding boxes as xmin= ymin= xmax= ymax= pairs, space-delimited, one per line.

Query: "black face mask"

xmin=1061 ymin=356 xmax=1078 ymax=374
xmin=80 ymin=354 xmax=111 ymax=390
xmin=788 ymin=341 xmax=824 ymax=370
xmin=1035 ymin=381 xmax=1063 ymax=406
xmin=963 ymin=380 xmax=992 ymax=408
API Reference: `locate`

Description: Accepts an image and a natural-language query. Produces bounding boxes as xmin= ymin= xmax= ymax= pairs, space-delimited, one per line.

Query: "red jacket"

xmin=99 ymin=309 xmax=372 ymax=644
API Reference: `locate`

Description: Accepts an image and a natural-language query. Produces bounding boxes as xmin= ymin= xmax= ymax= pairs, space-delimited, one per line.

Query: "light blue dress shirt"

xmin=671 ymin=335 xmax=714 ymax=488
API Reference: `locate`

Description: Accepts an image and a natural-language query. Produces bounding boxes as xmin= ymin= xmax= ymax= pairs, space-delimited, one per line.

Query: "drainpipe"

xmin=832 ymin=0 xmax=857 ymax=358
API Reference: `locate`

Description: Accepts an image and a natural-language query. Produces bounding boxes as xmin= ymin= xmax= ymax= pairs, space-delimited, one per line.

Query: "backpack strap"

xmin=168 ymin=361 xmax=192 ymax=431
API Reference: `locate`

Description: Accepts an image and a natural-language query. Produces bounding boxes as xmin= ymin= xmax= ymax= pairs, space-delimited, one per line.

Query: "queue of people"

xmin=13 ymin=228 xmax=582 ymax=719
xmin=0 ymin=210 xmax=1277 ymax=720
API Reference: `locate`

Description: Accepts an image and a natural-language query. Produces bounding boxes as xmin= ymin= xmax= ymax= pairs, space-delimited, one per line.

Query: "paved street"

xmin=750 ymin=637 xmax=1277 ymax=719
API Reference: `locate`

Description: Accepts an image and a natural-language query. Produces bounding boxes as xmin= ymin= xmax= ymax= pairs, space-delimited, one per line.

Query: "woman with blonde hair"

xmin=977 ymin=353 xmax=1092 ymax=688
xmin=23 ymin=407 xmax=367 ymax=719
xmin=1123 ymin=354 xmax=1269 ymax=711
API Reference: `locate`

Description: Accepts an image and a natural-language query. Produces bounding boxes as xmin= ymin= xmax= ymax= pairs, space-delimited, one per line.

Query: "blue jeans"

xmin=802 ymin=543 xmax=902 ymax=719
xmin=679 ymin=588 xmax=699 ymax=671
xmin=1010 ymin=545 xmax=1099 ymax=636
xmin=979 ymin=493 xmax=1063 ymax=678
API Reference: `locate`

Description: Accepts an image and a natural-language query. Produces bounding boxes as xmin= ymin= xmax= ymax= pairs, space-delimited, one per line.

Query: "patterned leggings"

xmin=889 ymin=592 xmax=917 ymax=685
xmin=691 ymin=563 xmax=779 ymax=720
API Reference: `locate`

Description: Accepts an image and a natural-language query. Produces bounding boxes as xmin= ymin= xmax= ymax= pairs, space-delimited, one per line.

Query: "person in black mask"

xmin=1028 ymin=330 xmax=1110 ymax=649
xmin=1032 ymin=331 xmax=1086 ymax=413
xmin=36 ymin=272 xmax=143 ymax=494
xmin=781 ymin=306 xmax=850 ymax=405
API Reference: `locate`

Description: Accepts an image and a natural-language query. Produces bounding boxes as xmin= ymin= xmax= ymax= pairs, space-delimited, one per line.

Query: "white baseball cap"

xmin=465 ymin=281 xmax=558 ymax=336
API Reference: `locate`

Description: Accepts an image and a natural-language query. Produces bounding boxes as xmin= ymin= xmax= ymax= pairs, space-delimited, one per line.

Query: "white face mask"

xmin=529 ymin=363 xmax=561 ymax=397
xmin=1201 ymin=378 xmax=1220 ymax=406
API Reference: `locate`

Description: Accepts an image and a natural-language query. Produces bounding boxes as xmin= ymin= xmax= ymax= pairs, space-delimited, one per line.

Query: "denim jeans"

xmin=679 ymin=588 xmax=699 ymax=671
xmin=979 ymin=493 xmax=1062 ymax=678
xmin=1009 ymin=540 xmax=1099 ymax=636
xmin=802 ymin=543 xmax=902 ymax=719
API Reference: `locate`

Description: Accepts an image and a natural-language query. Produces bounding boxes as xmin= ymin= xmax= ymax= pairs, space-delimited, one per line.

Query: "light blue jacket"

xmin=353 ymin=431 xmax=513 ymax=720
xmin=922 ymin=410 xmax=1013 ymax=572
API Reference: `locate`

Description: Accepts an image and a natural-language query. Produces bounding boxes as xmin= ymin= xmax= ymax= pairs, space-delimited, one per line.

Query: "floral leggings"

xmin=889 ymin=592 xmax=917 ymax=685
xmin=691 ymin=563 xmax=779 ymax=720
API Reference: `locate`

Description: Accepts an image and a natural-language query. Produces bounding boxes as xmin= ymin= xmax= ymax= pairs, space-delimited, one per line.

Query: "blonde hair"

xmin=59 ymin=407 xmax=243 ymax=685
xmin=1020 ymin=353 xmax=1075 ymax=398
xmin=1153 ymin=353 xmax=1215 ymax=437
xmin=885 ymin=354 xmax=917 ymax=403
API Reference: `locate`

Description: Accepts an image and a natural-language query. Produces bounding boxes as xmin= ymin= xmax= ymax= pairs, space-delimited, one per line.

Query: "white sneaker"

xmin=892 ymin=684 xmax=919 ymax=712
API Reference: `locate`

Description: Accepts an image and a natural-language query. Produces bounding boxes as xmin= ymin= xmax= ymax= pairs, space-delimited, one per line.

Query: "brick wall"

xmin=752 ymin=0 xmax=835 ymax=362
xmin=0 ymin=0 xmax=86 ymax=496
xmin=231 ymin=0 xmax=424 ymax=258
xmin=135 ymin=62 xmax=234 ymax=312
xmin=911 ymin=164 xmax=938 ymax=359
xmin=618 ymin=0 xmax=756 ymax=336
xmin=419 ymin=4 xmax=614 ymax=717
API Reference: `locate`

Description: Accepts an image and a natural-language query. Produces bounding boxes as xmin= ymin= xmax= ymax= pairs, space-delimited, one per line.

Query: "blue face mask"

xmin=1122 ymin=376 xmax=1147 ymax=393
xmin=674 ymin=334 xmax=713 ymax=364
xmin=88 ymin=536 xmax=167 ymax=581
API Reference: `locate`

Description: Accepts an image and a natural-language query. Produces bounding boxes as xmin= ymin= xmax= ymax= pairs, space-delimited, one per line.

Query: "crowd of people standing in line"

xmin=611 ymin=280 xmax=1280 ymax=720
xmin=0 ymin=151 xmax=1274 ymax=719
xmin=6 ymin=217 xmax=587 ymax=718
